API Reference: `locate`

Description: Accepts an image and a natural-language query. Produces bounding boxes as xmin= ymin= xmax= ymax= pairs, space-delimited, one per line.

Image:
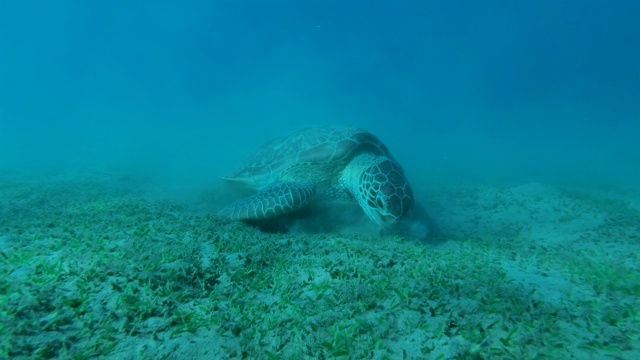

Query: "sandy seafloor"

xmin=1 ymin=170 xmax=639 ymax=360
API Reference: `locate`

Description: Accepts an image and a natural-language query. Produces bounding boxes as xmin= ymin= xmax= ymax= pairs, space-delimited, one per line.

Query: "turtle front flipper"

xmin=219 ymin=182 xmax=315 ymax=220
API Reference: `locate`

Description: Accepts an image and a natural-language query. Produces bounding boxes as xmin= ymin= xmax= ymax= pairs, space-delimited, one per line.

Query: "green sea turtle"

xmin=219 ymin=126 xmax=414 ymax=227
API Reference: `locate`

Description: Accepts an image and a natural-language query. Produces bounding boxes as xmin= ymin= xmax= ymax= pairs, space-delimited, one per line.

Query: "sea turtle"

xmin=219 ymin=126 xmax=414 ymax=227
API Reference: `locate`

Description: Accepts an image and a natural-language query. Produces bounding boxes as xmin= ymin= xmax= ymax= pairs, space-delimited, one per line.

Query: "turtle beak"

xmin=361 ymin=203 xmax=400 ymax=227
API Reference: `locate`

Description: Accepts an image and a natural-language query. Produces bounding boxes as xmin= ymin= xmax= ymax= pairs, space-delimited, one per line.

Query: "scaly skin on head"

xmin=341 ymin=153 xmax=414 ymax=226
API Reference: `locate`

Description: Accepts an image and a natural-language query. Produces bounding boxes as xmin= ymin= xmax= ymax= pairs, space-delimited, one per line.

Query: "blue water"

xmin=1 ymin=0 xmax=639 ymax=188
xmin=2 ymin=2 xmax=640 ymax=358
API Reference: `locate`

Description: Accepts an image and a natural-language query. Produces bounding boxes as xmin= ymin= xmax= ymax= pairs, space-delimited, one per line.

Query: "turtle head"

xmin=356 ymin=158 xmax=414 ymax=227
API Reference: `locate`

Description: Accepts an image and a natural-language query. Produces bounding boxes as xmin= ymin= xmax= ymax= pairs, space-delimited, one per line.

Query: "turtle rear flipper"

xmin=219 ymin=182 xmax=315 ymax=220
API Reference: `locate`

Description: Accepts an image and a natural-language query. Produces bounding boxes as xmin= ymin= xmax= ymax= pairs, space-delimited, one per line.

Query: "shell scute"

xmin=225 ymin=126 xmax=386 ymax=187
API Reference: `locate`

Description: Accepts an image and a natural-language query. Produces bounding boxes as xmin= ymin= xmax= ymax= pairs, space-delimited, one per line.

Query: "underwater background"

xmin=1 ymin=1 xmax=640 ymax=359
xmin=2 ymin=0 xmax=639 ymax=188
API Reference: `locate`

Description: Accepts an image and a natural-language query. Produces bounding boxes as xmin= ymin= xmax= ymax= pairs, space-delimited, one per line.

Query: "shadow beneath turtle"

xmin=240 ymin=217 xmax=295 ymax=234
xmin=238 ymin=203 xmax=351 ymax=234
xmin=238 ymin=200 xmax=437 ymax=244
